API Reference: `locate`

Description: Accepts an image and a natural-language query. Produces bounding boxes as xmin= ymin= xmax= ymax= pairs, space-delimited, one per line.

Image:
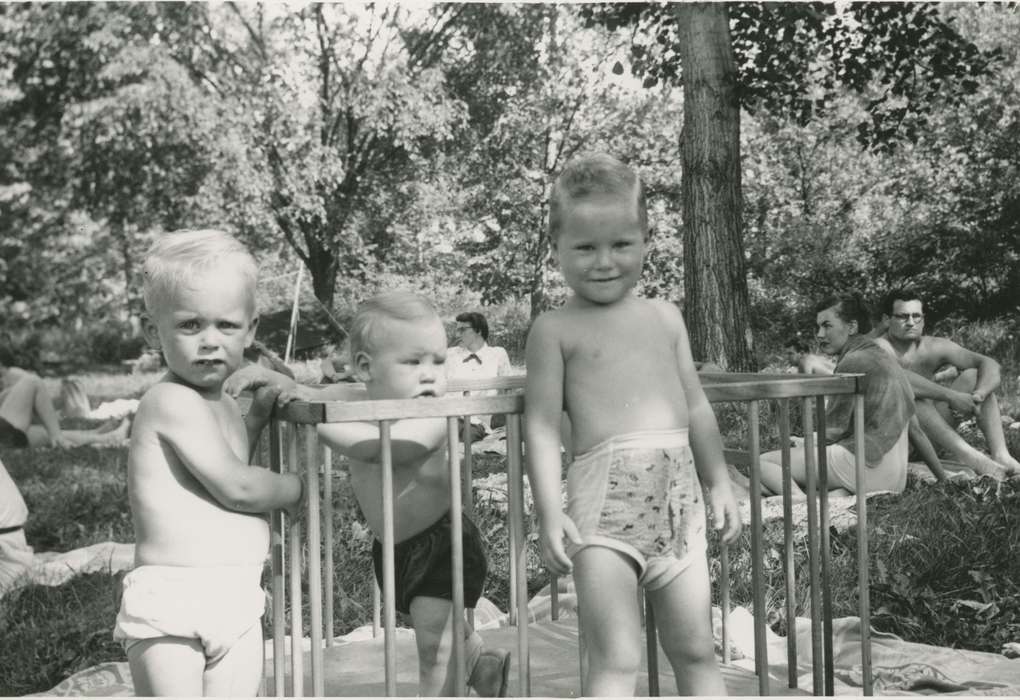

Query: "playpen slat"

xmin=379 ymin=421 xmax=397 ymax=697
xmin=269 ymin=420 xmax=286 ymax=697
xmin=287 ymin=423 xmax=304 ymax=697
xmin=801 ymin=399 xmax=824 ymax=696
xmin=304 ymin=426 xmax=325 ymax=696
xmin=447 ymin=418 xmax=468 ymax=697
xmin=506 ymin=413 xmax=531 ymax=697
xmin=779 ymin=400 xmax=798 ymax=689
xmin=747 ymin=401 xmax=769 ymax=695
xmin=721 ymin=542 xmax=731 ymax=665
xmin=323 ymin=395 xmax=524 ymax=422
xmin=816 ymin=397 xmax=835 ymax=695
xmin=322 ymin=445 xmax=335 ymax=648
xmin=854 ymin=395 xmax=874 ymax=696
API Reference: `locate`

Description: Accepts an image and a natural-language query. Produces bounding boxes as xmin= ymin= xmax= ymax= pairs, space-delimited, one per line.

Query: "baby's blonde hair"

xmin=548 ymin=152 xmax=647 ymax=241
xmin=349 ymin=291 xmax=439 ymax=361
xmin=142 ymin=229 xmax=258 ymax=314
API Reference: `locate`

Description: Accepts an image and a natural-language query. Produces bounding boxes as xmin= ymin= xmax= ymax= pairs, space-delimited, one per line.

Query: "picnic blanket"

xmin=1 ymin=541 xmax=135 ymax=600
xmin=36 ymin=578 xmax=1020 ymax=697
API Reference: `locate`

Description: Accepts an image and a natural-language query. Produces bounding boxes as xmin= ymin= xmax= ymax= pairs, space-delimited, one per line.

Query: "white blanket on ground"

xmin=38 ymin=580 xmax=1020 ymax=697
xmin=2 ymin=541 xmax=135 ymax=600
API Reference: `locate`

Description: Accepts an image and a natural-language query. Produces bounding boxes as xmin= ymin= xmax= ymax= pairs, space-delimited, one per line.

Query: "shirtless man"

xmin=873 ymin=287 xmax=1020 ymax=478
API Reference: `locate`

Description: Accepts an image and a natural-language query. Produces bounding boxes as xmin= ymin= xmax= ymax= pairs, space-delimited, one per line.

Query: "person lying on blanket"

xmin=758 ymin=292 xmax=915 ymax=497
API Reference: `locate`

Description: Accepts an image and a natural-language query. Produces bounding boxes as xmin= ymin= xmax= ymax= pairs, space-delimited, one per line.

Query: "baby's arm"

xmin=146 ymin=383 xmax=303 ymax=514
xmin=524 ymin=314 xmax=580 ymax=575
xmin=318 ymin=417 xmax=446 ymax=466
xmin=664 ymin=303 xmax=741 ymax=543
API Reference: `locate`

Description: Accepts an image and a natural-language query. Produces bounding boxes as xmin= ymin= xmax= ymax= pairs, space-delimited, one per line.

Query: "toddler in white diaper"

xmin=113 ymin=230 xmax=303 ymax=696
xmin=525 ymin=153 xmax=742 ymax=696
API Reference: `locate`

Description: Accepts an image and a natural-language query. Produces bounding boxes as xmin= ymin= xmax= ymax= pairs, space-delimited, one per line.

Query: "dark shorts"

xmin=0 ymin=417 xmax=28 ymax=448
xmin=372 ymin=512 xmax=488 ymax=616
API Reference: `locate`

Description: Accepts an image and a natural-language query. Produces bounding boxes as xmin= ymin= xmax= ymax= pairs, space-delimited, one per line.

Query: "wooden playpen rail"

xmin=262 ymin=372 xmax=873 ymax=696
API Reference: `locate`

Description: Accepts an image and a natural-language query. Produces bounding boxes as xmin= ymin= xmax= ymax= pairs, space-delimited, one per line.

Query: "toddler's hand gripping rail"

xmin=263 ymin=372 xmax=873 ymax=697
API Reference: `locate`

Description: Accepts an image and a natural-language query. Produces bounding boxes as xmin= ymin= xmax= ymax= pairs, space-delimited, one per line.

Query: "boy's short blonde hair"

xmin=349 ymin=291 xmax=439 ymax=360
xmin=548 ymin=152 xmax=647 ymax=241
xmin=142 ymin=229 xmax=258 ymax=314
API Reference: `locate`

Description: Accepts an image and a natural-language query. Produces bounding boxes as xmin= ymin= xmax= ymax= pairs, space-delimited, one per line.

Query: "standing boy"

xmin=293 ymin=291 xmax=510 ymax=696
xmin=525 ymin=153 xmax=742 ymax=696
xmin=113 ymin=230 xmax=303 ymax=696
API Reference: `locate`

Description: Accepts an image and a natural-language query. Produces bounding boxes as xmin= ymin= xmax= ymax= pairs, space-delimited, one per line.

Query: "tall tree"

xmin=675 ymin=4 xmax=752 ymax=368
xmin=586 ymin=2 xmax=996 ymax=369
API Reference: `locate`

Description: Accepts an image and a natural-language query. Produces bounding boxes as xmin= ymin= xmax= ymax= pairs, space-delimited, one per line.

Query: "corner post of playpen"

xmin=815 ymin=395 xmax=835 ymax=695
xmin=379 ymin=420 xmax=398 ymax=697
xmin=506 ymin=413 xmax=531 ymax=696
xmin=447 ymin=418 xmax=468 ymax=698
xmin=778 ymin=399 xmax=798 ymax=688
xmin=854 ymin=393 xmax=873 ymax=695
xmin=304 ymin=425 xmax=325 ymax=696
xmin=801 ymin=397 xmax=824 ymax=695
xmin=286 ymin=422 xmax=304 ymax=697
xmin=269 ymin=418 xmax=286 ymax=697
xmin=747 ymin=400 xmax=769 ymax=695
xmin=322 ymin=444 xmax=335 ymax=648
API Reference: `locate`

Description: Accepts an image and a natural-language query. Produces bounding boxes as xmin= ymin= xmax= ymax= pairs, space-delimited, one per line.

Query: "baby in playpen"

xmin=113 ymin=230 xmax=304 ymax=696
xmin=286 ymin=291 xmax=511 ymax=696
xmin=524 ymin=153 xmax=743 ymax=696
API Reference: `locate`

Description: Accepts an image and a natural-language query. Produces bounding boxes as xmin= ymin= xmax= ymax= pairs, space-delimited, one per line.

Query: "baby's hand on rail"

xmin=708 ymin=482 xmax=742 ymax=544
xmin=277 ymin=384 xmax=319 ymax=406
xmin=539 ymin=512 xmax=581 ymax=577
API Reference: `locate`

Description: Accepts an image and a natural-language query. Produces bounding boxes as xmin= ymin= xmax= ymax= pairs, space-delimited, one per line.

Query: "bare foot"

xmin=993 ymin=452 xmax=1020 ymax=476
xmin=468 ymin=648 xmax=511 ymax=697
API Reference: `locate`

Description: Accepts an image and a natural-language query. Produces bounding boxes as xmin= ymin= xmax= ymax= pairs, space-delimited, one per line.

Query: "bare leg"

xmin=916 ymin=400 xmax=1006 ymax=478
xmin=650 ymin=557 xmax=727 ymax=695
xmin=203 ymin=623 xmax=265 ymax=697
xmin=758 ymin=444 xmax=808 ymax=498
xmin=408 ymin=596 xmax=485 ymax=696
xmin=24 ymin=417 xmax=129 ymax=448
xmin=908 ymin=415 xmax=946 ymax=482
xmin=127 ymin=636 xmax=205 ymax=696
xmin=572 ymin=546 xmax=643 ymax=696
xmin=0 ymin=374 xmax=61 ymax=438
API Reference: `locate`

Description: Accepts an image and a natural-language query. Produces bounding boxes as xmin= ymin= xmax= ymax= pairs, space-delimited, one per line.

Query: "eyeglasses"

xmin=891 ymin=313 xmax=924 ymax=322
xmin=456 ymin=325 xmax=473 ymax=334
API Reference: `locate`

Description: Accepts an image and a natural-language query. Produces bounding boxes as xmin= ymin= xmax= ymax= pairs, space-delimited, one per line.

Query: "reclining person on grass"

xmin=873 ymin=286 xmax=1020 ymax=479
xmin=112 ymin=230 xmax=304 ymax=697
xmin=0 ymin=350 xmax=130 ymax=449
xmin=278 ymin=291 xmax=511 ymax=697
xmin=758 ymin=293 xmax=916 ymax=497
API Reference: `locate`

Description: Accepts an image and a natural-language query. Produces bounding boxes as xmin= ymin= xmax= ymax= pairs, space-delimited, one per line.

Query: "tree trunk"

xmin=305 ymin=236 xmax=338 ymax=310
xmin=676 ymin=3 xmax=755 ymax=371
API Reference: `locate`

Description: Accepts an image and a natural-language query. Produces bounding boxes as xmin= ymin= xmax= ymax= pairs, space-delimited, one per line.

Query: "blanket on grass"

xmin=35 ymin=582 xmax=1020 ymax=697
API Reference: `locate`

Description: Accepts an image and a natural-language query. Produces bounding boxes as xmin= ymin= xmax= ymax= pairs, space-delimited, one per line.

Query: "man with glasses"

xmin=873 ymin=287 xmax=1020 ymax=478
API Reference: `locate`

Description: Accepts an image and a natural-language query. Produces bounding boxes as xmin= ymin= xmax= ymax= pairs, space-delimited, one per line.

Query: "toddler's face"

xmin=552 ymin=193 xmax=647 ymax=306
xmin=144 ymin=266 xmax=257 ymax=393
xmin=361 ymin=316 xmax=448 ymax=400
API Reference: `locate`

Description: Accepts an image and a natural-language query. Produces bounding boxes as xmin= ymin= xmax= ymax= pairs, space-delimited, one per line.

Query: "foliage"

xmin=585 ymin=2 xmax=996 ymax=151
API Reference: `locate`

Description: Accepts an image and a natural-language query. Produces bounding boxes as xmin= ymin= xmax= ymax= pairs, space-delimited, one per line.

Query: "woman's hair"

xmin=548 ymin=152 xmax=647 ymax=241
xmin=348 ymin=291 xmax=439 ymax=360
xmin=455 ymin=311 xmax=489 ymax=341
xmin=142 ymin=229 xmax=258 ymax=314
xmin=814 ymin=292 xmax=871 ymax=333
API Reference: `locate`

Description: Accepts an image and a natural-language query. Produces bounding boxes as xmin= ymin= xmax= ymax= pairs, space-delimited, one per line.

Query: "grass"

xmin=2 ymin=366 xmax=1019 ymax=695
